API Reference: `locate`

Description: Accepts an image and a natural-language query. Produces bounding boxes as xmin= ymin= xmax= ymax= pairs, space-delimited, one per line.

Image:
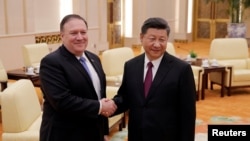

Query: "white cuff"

xmin=98 ymin=100 xmax=102 ymax=115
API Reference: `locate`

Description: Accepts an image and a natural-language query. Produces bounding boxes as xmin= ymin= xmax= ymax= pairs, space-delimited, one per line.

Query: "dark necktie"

xmin=144 ymin=62 xmax=153 ymax=97
xmin=79 ymin=57 xmax=92 ymax=78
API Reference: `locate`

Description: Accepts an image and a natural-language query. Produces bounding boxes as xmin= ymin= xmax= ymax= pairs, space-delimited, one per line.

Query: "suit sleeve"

xmin=112 ymin=63 xmax=130 ymax=115
xmin=179 ymin=64 xmax=196 ymax=141
xmin=40 ymin=54 xmax=100 ymax=118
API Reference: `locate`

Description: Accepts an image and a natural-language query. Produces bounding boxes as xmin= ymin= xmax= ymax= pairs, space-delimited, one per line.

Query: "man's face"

xmin=140 ymin=28 xmax=168 ymax=61
xmin=60 ymin=18 xmax=88 ymax=56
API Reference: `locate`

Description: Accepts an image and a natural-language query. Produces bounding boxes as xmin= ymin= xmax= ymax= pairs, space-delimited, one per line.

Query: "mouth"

xmin=74 ymin=42 xmax=86 ymax=46
xmin=151 ymin=49 xmax=160 ymax=53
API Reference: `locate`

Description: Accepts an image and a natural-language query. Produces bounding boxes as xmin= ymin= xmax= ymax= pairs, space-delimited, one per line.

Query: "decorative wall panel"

xmin=194 ymin=0 xmax=229 ymax=41
xmin=35 ymin=33 xmax=61 ymax=44
xmin=107 ymin=0 xmax=123 ymax=48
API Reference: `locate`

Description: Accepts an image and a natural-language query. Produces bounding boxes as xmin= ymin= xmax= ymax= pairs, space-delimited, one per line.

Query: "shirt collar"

xmin=144 ymin=54 xmax=163 ymax=68
xmin=76 ymin=52 xmax=88 ymax=61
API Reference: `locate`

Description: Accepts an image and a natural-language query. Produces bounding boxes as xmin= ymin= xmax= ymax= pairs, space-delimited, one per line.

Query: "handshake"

xmin=100 ymin=98 xmax=117 ymax=117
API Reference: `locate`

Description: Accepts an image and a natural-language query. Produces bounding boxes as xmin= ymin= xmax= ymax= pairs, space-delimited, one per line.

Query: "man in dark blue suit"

xmin=39 ymin=14 xmax=117 ymax=141
xmin=113 ymin=17 xmax=196 ymax=141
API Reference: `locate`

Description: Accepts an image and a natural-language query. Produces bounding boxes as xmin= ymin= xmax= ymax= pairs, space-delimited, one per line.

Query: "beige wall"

xmin=0 ymin=0 xmax=108 ymax=70
xmin=0 ymin=0 xmax=189 ymax=70
xmin=124 ymin=0 xmax=190 ymax=46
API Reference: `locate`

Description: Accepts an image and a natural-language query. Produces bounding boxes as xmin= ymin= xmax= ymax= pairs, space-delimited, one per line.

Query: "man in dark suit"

xmin=39 ymin=14 xmax=117 ymax=141
xmin=113 ymin=17 xmax=196 ymax=141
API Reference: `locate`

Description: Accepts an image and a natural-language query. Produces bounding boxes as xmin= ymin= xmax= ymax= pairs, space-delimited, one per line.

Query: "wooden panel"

xmin=107 ymin=0 xmax=123 ymax=49
xmin=194 ymin=0 xmax=229 ymax=41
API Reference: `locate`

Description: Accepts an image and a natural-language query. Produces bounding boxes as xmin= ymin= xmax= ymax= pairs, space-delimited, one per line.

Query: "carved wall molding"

xmin=35 ymin=33 xmax=61 ymax=44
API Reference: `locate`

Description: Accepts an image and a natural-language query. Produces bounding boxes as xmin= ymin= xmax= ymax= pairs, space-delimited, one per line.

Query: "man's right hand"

xmin=100 ymin=98 xmax=117 ymax=117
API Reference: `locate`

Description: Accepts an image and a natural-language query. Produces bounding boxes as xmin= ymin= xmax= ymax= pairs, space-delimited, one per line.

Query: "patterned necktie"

xmin=144 ymin=62 xmax=153 ymax=97
xmin=79 ymin=57 xmax=92 ymax=79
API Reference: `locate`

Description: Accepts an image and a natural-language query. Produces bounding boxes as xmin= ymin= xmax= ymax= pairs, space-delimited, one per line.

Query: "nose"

xmin=153 ymin=41 xmax=160 ymax=47
xmin=76 ymin=33 xmax=84 ymax=39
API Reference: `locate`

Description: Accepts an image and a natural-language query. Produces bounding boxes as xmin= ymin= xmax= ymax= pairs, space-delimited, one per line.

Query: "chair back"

xmin=0 ymin=59 xmax=8 ymax=91
xmin=0 ymin=59 xmax=8 ymax=82
xmin=209 ymin=38 xmax=249 ymax=60
xmin=102 ymin=47 xmax=134 ymax=76
xmin=1 ymin=79 xmax=41 ymax=132
xmin=166 ymin=42 xmax=176 ymax=56
xmin=22 ymin=43 xmax=50 ymax=67
xmin=106 ymin=86 xmax=118 ymax=99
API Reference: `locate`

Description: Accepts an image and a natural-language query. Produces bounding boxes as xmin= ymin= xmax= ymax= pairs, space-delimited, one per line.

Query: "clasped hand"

xmin=100 ymin=98 xmax=117 ymax=117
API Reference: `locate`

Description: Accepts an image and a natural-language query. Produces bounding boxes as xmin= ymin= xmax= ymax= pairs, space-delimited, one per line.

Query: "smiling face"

xmin=140 ymin=28 xmax=168 ymax=61
xmin=60 ymin=18 xmax=88 ymax=56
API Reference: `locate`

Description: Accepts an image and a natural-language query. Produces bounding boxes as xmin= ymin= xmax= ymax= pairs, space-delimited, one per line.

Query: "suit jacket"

xmin=39 ymin=45 xmax=108 ymax=141
xmin=114 ymin=52 xmax=196 ymax=141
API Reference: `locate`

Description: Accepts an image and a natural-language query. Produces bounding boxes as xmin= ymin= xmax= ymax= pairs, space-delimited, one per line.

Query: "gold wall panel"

xmin=194 ymin=0 xmax=229 ymax=41
xmin=215 ymin=22 xmax=227 ymax=38
xmin=198 ymin=0 xmax=211 ymax=19
xmin=107 ymin=0 xmax=123 ymax=48
xmin=197 ymin=22 xmax=210 ymax=39
xmin=214 ymin=2 xmax=229 ymax=19
xmin=35 ymin=34 xmax=61 ymax=44
xmin=113 ymin=25 xmax=121 ymax=44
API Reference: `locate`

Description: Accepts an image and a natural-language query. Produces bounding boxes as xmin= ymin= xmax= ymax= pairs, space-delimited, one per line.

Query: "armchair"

xmin=22 ymin=43 xmax=50 ymax=68
xmin=0 ymin=59 xmax=8 ymax=91
xmin=209 ymin=38 xmax=250 ymax=96
xmin=165 ymin=42 xmax=177 ymax=56
xmin=1 ymin=79 xmax=42 ymax=141
xmin=101 ymin=47 xmax=134 ymax=84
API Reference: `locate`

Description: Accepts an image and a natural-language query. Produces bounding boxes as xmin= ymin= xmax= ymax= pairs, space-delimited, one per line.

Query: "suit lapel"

xmin=59 ymin=46 xmax=100 ymax=100
xmin=135 ymin=55 xmax=146 ymax=100
xmin=60 ymin=46 xmax=94 ymax=85
xmin=85 ymin=52 xmax=104 ymax=84
xmin=85 ymin=51 xmax=107 ymax=99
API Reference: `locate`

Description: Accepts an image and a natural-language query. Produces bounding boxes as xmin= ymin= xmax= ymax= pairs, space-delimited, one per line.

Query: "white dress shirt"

xmin=143 ymin=55 xmax=163 ymax=81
